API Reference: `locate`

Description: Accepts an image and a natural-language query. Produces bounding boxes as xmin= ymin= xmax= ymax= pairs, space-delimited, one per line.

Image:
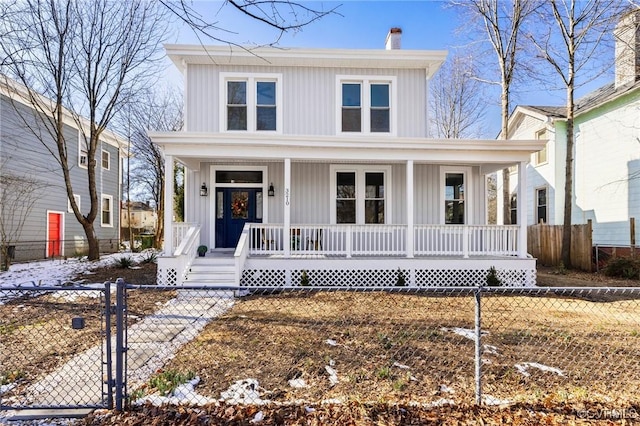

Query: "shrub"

xmin=486 ymin=266 xmax=502 ymax=286
xmin=395 ymin=268 xmax=407 ymax=287
xmin=300 ymin=270 xmax=310 ymax=286
xmin=147 ymin=369 xmax=196 ymax=396
xmin=140 ymin=251 xmax=158 ymax=264
xmin=115 ymin=255 xmax=135 ymax=269
xmin=604 ymin=256 xmax=640 ymax=280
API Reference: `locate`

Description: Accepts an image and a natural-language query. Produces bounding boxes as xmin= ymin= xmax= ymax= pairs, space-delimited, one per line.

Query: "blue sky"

xmin=167 ymin=1 xmax=614 ymax=137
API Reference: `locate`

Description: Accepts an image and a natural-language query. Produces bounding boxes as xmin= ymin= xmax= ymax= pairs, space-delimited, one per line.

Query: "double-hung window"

xmin=332 ymin=165 xmax=390 ymax=224
xmin=101 ymin=195 xmax=113 ymax=227
xmin=221 ymin=73 xmax=281 ymax=132
xmin=441 ymin=167 xmax=471 ymax=225
xmin=534 ymin=129 xmax=548 ymax=166
xmin=536 ymin=187 xmax=547 ymax=224
xmin=337 ymin=76 xmax=395 ymax=135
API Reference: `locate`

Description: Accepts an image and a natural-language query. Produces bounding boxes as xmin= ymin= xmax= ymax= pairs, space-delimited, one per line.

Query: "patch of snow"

xmin=305 ymin=406 xmax=316 ymax=413
xmin=0 ymin=382 xmax=16 ymax=394
xmin=321 ymin=398 xmax=343 ymax=405
xmin=324 ymin=366 xmax=339 ymax=386
xmin=440 ymin=327 xmax=488 ymax=341
xmin=288 ymin=378 xmax=308 ymax=389
xmin=220 ymin=379 xmax=270 ymax=405
xmin=426 ymin=398 xmax=455 ymax=408
xmin=392 ymin=362 xmax=410 ymax=369
xmin=515 ymin=362 xmax=565 ymax=377
xmin=439 ymin=384 xmax=455 ymax=394
xmin=483 ymin=395 xmax=512 ymax=406
xmin=135 ymin=376 xmax=216 ymax=406
xmin=325 ymin=339 xmax=338 ymax=346
xmin=250 ymin=411 xmax=264 ymax=423
xmin=483 ymin=344 xmax=500 ymax=355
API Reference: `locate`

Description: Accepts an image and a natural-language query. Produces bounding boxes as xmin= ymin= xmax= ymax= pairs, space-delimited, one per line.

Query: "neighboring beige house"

xmin=121 ymin=201 xmax=157 ymax=232
xmin=151 ymin=29 xmax=545 ymax=287
xmin=499 ymin=11 xmax=640 ymax=248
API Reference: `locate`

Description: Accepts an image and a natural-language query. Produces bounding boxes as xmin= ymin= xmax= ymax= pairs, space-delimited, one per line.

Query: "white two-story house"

xmin=151 ymin=29 xmax=545 ymax=287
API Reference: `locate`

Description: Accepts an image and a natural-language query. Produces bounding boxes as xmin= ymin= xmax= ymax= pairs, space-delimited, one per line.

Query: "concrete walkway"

xmin=22 ymin=290 xmax=235 ymax=407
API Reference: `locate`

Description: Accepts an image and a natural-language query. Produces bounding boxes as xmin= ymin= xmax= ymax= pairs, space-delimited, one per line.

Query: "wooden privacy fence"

xmin=528 ymin=221 xmax=593 ymax=271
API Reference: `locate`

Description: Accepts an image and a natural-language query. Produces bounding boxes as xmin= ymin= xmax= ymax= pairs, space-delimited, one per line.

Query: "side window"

xmin=534 ymin=129 xmax=548 ymax=165
xmin=510 ymin=193 xmax=517 ymax=225
xmin=445 ymin=173 xmax=465 ymax=224
xmin=536 ymin=188 xmax=547 ymax=224
xmin=68 ymin=194 xmax=81 ymax=213
xmin=101 ymin=195 xmax=113 ymax=227
xmin=101 ymin=150 xmax=110 ymax=170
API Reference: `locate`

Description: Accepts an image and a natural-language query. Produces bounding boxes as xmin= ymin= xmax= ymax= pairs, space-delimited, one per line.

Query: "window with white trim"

xmin=331 ymin=166 xmax=390 ymax=224
xmin=510 ymin=193 xmax=517 ymax=225
xmin=534 ymin=129 xmax=548 ymax=166
xmin=101 ymin=195 xmax=113 ymax=227
xmin=221 ymin=73 xmax=281 ymax=132
xmin=101 ymin=150 xmax=110 ymax=170
xmin=337 ymin=76 xmax=395 ymax=135
xmin=536 ymin=187 xmax=547 ymax=224
xmin=68 ymin=194 xmax=81 ymax=213
xmin=444 ymin=173 xmax=465 ymax=224
xmin=79 ymin=135 xmax=88 ymax=168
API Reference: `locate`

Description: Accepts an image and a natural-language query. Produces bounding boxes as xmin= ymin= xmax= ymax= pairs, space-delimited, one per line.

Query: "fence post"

xmin=474 ymin=287 xmax=482 ymax=405
xmin=103 ymin=281 xmax=113 ymax=409
xmin=115 ymin=278 xmax=126 ymax=411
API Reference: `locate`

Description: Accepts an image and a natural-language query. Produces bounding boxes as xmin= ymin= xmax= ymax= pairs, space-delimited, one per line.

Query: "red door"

xmin=47 ymin=213 xmax=62 ymax=257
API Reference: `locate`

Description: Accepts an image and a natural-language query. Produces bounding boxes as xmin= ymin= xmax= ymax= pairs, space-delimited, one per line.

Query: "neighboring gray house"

xmin=0 ymin=77 xmax=126 ymax=264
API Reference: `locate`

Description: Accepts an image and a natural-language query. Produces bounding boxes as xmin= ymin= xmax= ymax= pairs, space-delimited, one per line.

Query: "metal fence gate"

xmin=0 ymin=282 xmax=113 ymax=412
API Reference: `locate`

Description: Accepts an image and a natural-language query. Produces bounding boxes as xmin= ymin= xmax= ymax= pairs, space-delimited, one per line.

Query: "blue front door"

xmin=215 ymin=188 xmax=263 ymax=248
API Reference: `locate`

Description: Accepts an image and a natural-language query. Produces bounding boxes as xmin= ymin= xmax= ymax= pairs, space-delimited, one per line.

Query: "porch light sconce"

xmin=268 ymin=183 xmax=275 ymax=197
xmin=200 ymin=182 xmax=208 ymax=197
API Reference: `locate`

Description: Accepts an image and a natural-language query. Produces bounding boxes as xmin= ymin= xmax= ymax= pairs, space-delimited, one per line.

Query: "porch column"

xmin=517 ymin=161 xmax=528 ymax=258
xmin=406 ymin=160 xmax=414 ymax=258
xmin=284 ymin=158 xmax=291 ymax=258
xmin=164 ymin=155 xmax=174 ymax=255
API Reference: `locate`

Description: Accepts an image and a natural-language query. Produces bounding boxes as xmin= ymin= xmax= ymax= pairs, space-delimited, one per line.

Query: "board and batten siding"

xmin=185 ymin=64 xmax=427 ymax=137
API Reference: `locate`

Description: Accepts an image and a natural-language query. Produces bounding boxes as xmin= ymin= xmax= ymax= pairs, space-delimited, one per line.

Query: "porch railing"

xmin=248 ymin=224 xmax=520 ymax=258
xmin=158 ymin=224 xmax=200 ymax=286
xmin=172 ymin=222 xmax=198 ymax=251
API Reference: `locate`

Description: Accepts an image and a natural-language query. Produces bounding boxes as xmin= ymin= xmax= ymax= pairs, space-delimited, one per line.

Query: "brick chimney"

xmin=385 ymin=27 xmax=402 ymax=50
xmin=614 ymin=10 xmax=640 ymax=88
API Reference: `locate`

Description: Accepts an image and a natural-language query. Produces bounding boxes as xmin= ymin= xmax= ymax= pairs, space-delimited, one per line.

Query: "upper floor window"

xmin=337 ymin=76 xmax=396 ymax=135
xmin=534 ymin=129 xmax=548 ymax=166
xmin=221 ymin=73 xmax=282 ymax=133
xmin=101 ymin=150 xmax=110 ymax=170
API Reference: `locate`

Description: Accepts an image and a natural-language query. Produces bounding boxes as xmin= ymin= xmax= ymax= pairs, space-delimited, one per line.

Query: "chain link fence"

xmin=123 ymin=285 xmax=640 ymax=408
xmin=1 ymin=283 xmax=640 ymax=414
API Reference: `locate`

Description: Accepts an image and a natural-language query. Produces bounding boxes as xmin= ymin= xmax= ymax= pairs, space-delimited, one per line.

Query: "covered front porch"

xmin=157 ymin=221 xmax=535 ymax=287
xmin=152 ymin=134 xmax=544 ymax=288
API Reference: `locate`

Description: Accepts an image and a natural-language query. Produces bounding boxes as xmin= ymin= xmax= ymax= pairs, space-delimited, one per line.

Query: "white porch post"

xmin=164 ymin=155 xmax=174 ymax=255
xmin=517 ymin=161 xmax=528 ymax=258
xmin=406 ymin=160 xmax=414 ymax=258
xmin=284 ymin=158 xmax=291 ymax=258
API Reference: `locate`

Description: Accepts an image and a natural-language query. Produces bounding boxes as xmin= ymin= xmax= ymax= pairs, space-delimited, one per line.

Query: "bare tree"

xmin=160 ymin=0 xmax=339 ymax=46
xmin=0 ymin=162 xmax=45 ymax=270
xmin=124 ymin=89 xmax=183 ymax=248
xmin=430 ymin=53 xmax=487 ymax=138
xmin=451 ymin=0 xmax=536 ymax=224
xmin=529 ymin=0 xmax=625 ymax=268
xmin=0 ymin=0 xmax=169 ymax=260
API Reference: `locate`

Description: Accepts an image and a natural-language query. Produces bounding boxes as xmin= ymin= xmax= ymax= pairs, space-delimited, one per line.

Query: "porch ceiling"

xmin=151 ymin=132 xmax=545 ymax=170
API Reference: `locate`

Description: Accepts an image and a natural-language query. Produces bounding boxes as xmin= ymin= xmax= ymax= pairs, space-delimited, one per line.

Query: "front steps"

xmin=183 ymin=256 xmax=235 ymax=287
